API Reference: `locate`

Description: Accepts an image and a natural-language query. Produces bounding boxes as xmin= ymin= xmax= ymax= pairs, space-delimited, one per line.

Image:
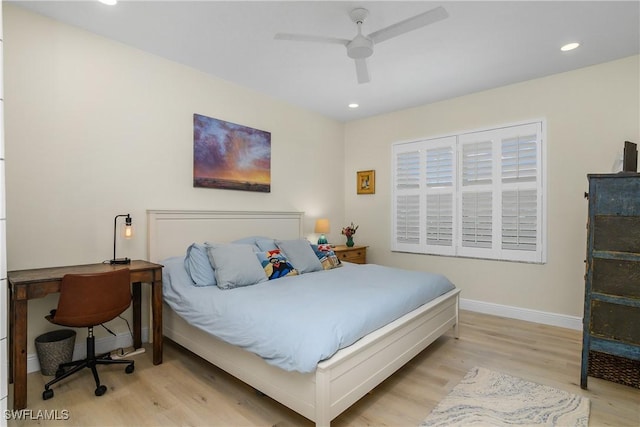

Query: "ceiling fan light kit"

xmin=347 ymin=36 xmax=373 ymax=59
xmin=274 ymin=6 xmax=449 ymax=84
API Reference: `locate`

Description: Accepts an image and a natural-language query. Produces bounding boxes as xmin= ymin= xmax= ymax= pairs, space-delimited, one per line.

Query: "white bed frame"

xmin=147 ymin=210 xmax=460 ymax=426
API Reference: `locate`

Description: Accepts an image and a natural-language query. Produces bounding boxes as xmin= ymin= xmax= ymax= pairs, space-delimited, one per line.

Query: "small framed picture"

xmin=357 ymin=170 xmax=375 ymax=194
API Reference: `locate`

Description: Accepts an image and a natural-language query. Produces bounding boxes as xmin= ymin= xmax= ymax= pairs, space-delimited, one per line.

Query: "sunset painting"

xmin=193 ymin=114 xmax=271 ymax=192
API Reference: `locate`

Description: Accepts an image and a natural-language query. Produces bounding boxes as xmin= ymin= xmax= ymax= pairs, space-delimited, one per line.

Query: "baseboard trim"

xmin=460 ymin=298 xmax=582 ymax=331
xmin=28 ymin=328 xmax=148 ymax=375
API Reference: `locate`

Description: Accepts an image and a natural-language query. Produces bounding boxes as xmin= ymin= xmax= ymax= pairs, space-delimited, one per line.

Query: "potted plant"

xmin=341 ymin=222 xmax=359 ymax=247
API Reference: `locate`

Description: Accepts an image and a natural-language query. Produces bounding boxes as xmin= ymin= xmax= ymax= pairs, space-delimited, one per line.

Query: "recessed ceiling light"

xmin=99 ymin=0 xmax=118 ymax=5
xmin=561 ymin=42 xmax=580 ymax=52
xmin=348 ymin=103 xmax=359 ymax=109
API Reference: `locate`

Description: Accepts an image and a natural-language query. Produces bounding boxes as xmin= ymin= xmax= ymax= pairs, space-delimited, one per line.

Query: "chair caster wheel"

xmin=95 ymin=385 xmax=107 ymax=396
xmin=55 ymin=367 xmax=66 ymax=378
xmin=125 ymin=363 xmax=134 ymax=374
xmin=43 ymin=389 xmax=54 ymax=400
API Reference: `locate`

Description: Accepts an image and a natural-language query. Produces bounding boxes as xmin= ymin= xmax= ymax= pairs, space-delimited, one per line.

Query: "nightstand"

xmin=333 ymin=245 xmax=367 ymax=264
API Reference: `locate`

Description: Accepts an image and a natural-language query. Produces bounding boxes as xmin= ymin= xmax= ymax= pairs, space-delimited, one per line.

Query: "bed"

xmin=147 ymin=210 xmax=460 ymax=426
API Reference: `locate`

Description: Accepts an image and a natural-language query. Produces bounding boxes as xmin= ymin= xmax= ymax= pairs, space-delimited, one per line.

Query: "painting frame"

xmin=193 ymin=113 xmax=271 ymax=193
xmin=357 ymin=170 xmax=375 ymax=194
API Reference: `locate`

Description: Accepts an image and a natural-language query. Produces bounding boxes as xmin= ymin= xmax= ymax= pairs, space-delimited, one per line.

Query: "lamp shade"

xmin=315 ymin=218 xmax=330 ymax=244
xmin=314 ymin=218 xmax=330 ymax=234
xmin=123 ymin=215 xmax=134 ymax=239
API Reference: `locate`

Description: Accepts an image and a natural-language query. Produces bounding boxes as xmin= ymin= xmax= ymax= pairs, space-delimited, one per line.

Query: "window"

xmin=391 ymin=121 xmax=545 ymax=263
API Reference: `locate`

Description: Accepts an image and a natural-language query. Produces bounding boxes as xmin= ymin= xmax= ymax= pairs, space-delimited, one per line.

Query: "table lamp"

xmin=315 ymin=218 xmax=330 ymax=244
xmin=110 ymin=214 xmax=133 ymax=264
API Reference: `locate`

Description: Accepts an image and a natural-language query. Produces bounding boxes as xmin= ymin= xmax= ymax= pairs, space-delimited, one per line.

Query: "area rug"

xmin=420 ymin=367 xmax=590 ymax=426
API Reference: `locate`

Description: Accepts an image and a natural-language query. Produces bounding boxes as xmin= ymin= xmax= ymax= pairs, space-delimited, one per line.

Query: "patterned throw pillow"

xmin=312 ymin=244 xmax=342 ymax=270
xmin=256 ymin=250 xmax=299 ymax=280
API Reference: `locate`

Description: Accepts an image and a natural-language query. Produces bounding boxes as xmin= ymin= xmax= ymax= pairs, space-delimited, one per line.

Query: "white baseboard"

xmin=28 ymin=328 xmax=149 ymax=375
xmin=460 ymin=298 xmax=583 ymax=331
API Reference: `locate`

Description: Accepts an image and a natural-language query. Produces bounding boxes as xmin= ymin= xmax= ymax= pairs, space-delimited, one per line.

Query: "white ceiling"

xmin=11 ymin=1 xmax=640 ymax=122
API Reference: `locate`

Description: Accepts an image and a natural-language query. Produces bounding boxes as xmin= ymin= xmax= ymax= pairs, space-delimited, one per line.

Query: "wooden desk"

xmin=7 ymin=260 xmax=163 ymax=410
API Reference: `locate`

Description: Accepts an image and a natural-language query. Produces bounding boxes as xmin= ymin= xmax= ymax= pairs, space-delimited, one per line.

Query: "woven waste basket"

xmin=35 ymin=329 xmax=76 ymax=376
xmin=588 ymin=350 xmax=640 ymax=389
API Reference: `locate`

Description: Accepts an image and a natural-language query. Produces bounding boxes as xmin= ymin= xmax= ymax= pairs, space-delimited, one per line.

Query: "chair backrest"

xmin=53 ymin=269 xmax=131 ymax=327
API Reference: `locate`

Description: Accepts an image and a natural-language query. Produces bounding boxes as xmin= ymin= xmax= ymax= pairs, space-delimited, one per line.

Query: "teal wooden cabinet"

xmin=581 ymin=173 xmax=640 ymax=389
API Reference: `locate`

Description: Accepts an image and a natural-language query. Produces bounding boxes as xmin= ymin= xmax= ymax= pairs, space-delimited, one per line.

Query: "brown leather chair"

xmin=42 ymin=268 xmax=135 ymax=400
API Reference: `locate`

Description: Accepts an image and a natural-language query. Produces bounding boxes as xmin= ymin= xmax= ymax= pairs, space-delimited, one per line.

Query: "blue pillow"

xmin=184 ymin=243 xmax=216 ymax=287
xmin=231 ymin=236 xmax=272 ymax=251
xmin=256 ymin=238 xmax=278 ymax=252
xmin=207 ymin=244 xmax=268 ymax=290
xmin=276 ymin=239 xmax=323 ymax=274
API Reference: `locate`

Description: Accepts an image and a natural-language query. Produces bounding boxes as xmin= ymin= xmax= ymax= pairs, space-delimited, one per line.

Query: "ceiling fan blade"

xmin=354 ymin=58 xmax=370 ymax=84
xmin=368 ymin=6 xmax=448 ymax=44
xmin=274 ymin=33 xmax=350 ymax=45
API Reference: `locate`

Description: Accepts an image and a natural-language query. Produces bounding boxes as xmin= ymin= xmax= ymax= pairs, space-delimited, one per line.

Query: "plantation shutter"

xmin=392 ymin=146 xmax=422 ymax=251
xmin=499 ymin=123 xmax=543 ymax=262
xmin=426 ymin=194 xmax=453 ymax=245
xmin=458 ymin=134 xmax=496 ymax=257
xmin=396 ymin=195 xmax=420 ymax=244
xmin=391 ymin=121 xmax=545 ymax=263
xmin=502 ymin=189 xmax=537 ymax=250
xmin=425 ymin=137 xmax=456 ymax=255
xmin=461 ymin=191 xmax=493 ymax=248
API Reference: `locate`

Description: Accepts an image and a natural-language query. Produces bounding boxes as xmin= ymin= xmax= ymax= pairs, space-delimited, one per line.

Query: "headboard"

xmin=147 ymin=210 xmax=305 ymax=263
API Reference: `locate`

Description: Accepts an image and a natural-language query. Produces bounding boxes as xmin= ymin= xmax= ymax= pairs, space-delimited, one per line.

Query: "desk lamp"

xmin=110 ymin=214 xmax=133 ymax=265
xmin=315 ymin=218 xmax=330 ymax=245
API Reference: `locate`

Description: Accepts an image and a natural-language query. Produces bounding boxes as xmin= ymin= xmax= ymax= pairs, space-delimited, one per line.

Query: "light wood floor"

xmin=9 ymin=310 xmax=640 ymax=426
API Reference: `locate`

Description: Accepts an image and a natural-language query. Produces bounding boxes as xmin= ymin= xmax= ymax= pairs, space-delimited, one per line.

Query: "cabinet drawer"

xmin=594 ymin=216 xmax=640 ymax=253
xmin=337 ymin=250 xmax=366 ymax=264
xmin=591 ymin=177 xmax=640 ymax=215
xmin=592 ymin=258 xmax=640 ymax=298
xmin=591 ymin=300 xmax=640 ymax=345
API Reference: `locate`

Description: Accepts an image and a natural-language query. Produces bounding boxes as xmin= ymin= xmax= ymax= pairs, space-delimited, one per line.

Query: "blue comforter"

xmin=162 ymin=256 xmax=455 ymax=373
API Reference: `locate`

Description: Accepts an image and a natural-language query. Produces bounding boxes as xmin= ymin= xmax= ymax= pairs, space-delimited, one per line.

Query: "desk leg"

xmin=152 ymin=278 xmax=163 ymax=365
xmin=132 ymin=282 xmax=142 ymax=350
xmin=12 ymin=298 xmax=28 ymax=410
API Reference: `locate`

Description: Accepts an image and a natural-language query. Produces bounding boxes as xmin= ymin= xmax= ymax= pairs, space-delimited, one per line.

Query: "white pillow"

xmin=275 ymin=239 xmax=323 ymax=274
xmin=207 ymin=244 xmax=268 ymax=289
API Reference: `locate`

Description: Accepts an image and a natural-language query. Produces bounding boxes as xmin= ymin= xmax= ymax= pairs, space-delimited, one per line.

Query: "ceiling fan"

xmin=274 ymin=6 xmax=449 ymax=84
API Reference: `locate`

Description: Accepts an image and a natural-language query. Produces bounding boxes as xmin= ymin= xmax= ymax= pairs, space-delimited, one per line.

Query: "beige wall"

xmin=3 ymin=5 xmax=345 ymax=353
xmin=344 ymin=55 xmax=640 ymax=320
